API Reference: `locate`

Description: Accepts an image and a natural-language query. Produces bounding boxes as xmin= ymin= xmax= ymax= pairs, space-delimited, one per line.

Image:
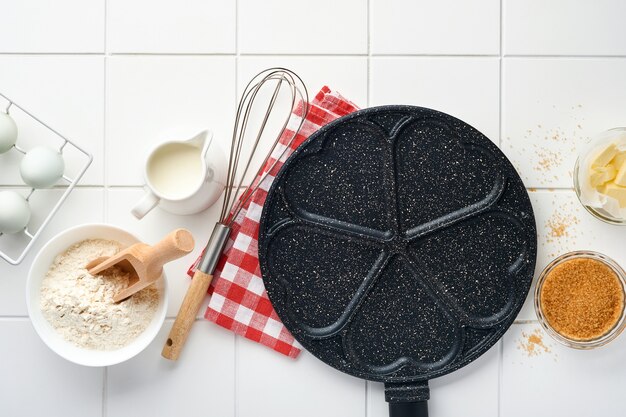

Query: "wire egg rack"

xmin=0 ymin=92 xmax=92 ymax=265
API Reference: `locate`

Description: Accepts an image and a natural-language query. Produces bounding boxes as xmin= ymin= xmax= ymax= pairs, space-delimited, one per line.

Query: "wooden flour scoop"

xmin=87 ymin=229 xmax=195 ymax=302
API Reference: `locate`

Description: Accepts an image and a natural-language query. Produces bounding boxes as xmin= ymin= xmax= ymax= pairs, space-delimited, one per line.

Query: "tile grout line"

xmin=103 ymin=57 xmax=109 ymax=225
xmin=497 ymin=340 xmax=503 ymax=417
xmin=528 ymin=187 xmax=576 ymax=192
xmin=103 ymin=0 xmax=107 ymax=54
xmin=234 ymin=333 xmax=239 ymax=417
xmin=4 ymin=52 xmax=626 ymax=59
xmin=367 ymin=53 xmax=500 ymax=58
xmin=364 ymin=381 xmax=369 ymax=417
xmin=6 ymin=51 xmax=626 ymax=59
xmin=102 ymin=368 xmax=108 ymax=417
xmin=503 ymin=53 xmax=626 ymax=59
xmin=498 ymin=0 xmax=504 ymax=149
xmin=103 ymin=0 xmax=110 ymax=226
xmin=0 ymin=52 xmax=104 ymax=55
xmin=108 ymin=52 xmax=237 ymax=56
xmin=366 ymin=0 xmax=371 ymax=108
xmin=514 ymin=319 xmax=539 ymax=324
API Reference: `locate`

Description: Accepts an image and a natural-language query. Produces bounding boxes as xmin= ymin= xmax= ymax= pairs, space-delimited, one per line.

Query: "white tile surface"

xmin=107 ymin=0 xmax=235 ymax=54
xmin=367 ymin=343 xmax=500 ymax=417
xmin=502 ymin=58 xmax=626 ymax=188
xmin=504 ymin=0 xmax=626 ymax=56
xmin=105 ymin=187 xmax=222 ymax=318
xmin=3 ymin=2 xmax=626 ymax=417
xmin=370 ymin=57 xmax=500 ymax=141
xmin=106 ymin=56 xmax=235 ymax=185
xmin=502 ymin=323 xmax=626 ymax=417
xmin=238 ymin=56 xmax=368 ymax=106
xmin=0 ymin=56 xmax=105 ymax=185
xmin=0 ymin=0 xmax=104 ymax=53
xmin=107 ymin=319 xmax=235 ymax=417
xmin=516 ymin=190 xmax=626 ymax=321
xmin=238 ymin=0 xmax=367 ymax=54
xmin=0 ymin=189 xmax=104 ymax=316
xmin=0 ymin=320 xmax=103 ymax=417
xmin=237 ymin=340 xmax=366 ymax=417
xmin=371 ymin=0 xmax=500 ymax=55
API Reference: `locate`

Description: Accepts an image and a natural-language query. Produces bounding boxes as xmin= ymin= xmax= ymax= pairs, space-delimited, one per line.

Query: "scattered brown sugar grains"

xmin=518 ymin=328 xmax=551 ymax=357
xmin=516 ymin=107 xmax=587 ymax=185
xmin=545 ymin=212 xmax=578 ymax=240
xmin=535 ymin=148 xmax=563 ymax=172
xmin=540 ymin=257 xmax=624 ymax=341
xmin=547 ymin=218 xmax=567 ymax=238
xmin=544 ymin=204 xmax=580 ymax=249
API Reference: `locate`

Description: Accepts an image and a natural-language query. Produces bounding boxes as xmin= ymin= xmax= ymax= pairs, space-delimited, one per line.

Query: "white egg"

xmin=0 ymin=112 xmax=18 ymax=154
xmin=0 ymin=191 xmax=31 ymax=234
xmin=20 ymin=146 xmax=65 ymax=188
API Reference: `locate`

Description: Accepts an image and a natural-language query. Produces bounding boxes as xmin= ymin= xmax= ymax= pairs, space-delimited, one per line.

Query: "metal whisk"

xmin=162 ymin=68 xmax=309 ymax=360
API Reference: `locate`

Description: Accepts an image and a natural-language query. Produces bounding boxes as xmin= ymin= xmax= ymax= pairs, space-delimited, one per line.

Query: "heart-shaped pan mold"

xmin=258 ymin=105 xmax=537 ymax=411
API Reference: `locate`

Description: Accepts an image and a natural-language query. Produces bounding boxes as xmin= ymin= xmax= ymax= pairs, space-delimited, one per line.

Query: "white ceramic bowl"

xmin=26 ymin=223 xmax=168 ymax=367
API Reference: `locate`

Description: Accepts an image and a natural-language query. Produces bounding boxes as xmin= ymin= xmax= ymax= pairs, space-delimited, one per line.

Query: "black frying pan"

xmin=258 ymin=106 xmax=537 ymax=417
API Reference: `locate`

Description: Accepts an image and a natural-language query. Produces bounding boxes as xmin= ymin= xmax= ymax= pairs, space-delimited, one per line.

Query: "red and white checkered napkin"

xmin=188 ymin=86 xmax=360 ymax=358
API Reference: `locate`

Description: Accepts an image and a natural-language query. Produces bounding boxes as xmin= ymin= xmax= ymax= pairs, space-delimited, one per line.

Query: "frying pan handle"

xmin=385 ymin=381 xmax=429 ymax=417
xmin=388 ymin=401 xmax=428 ymax=417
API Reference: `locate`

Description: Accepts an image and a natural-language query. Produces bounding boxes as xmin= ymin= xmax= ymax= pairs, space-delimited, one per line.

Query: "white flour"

xmin=40 ymin=239 xmax=159 ymax=350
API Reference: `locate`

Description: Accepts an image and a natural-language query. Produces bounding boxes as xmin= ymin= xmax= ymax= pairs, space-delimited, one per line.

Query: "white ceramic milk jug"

xmin=131 ymin=130 xmax=226 ymax=219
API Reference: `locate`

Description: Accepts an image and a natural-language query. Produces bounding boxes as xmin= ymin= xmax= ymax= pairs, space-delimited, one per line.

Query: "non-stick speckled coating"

xmin=258 ymin=106 xmax=536 ymax=389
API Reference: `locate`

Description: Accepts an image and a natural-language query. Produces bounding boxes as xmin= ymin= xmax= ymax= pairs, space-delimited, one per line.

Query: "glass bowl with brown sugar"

xmin=535 ymin=251 xmax=626 ymax=349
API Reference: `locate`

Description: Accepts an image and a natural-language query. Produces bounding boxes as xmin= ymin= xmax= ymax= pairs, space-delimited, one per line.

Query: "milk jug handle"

xmin=131 ymin=190 xmax=160 ymax=219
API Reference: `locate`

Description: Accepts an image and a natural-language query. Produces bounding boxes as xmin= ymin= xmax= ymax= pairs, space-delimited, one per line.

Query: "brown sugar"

xmin=518 ymin=328 xmax=551 ymax=357
xmin=535 ymin=148 xmax=563 ymax=172
xmin=547 ymin=220 xmax=567 ymax=238
xmin=544 ymin=206 xmax=580 ymax=248
xmin=541 ymin=258 xmax=624 ymax=341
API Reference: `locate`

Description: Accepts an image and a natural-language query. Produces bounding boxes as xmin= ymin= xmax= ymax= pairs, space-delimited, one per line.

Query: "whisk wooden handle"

xmin=162 ymin=269 xmax=214 ymax=360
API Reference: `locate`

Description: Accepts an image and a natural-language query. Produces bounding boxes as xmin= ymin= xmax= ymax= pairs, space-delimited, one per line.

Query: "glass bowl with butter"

xmin=574 ymin=127 xmax=626 ymax=224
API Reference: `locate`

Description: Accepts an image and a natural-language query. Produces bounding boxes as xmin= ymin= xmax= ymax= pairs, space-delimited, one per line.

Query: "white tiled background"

xmin=1 ymin=1 xmax=626 ymax=416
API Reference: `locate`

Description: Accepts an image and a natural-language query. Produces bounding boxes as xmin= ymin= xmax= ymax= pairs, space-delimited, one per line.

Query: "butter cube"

xmin=614 ymin=158 xmax=626 ymax=186
xmin=600 ymin=183 xmax=626 ymax=208
xmin=590 ymin=165 xmax=617 ymax=187
xmin=610 ymin=150 xmax=626 ymax=167
xmin=592 ymin=143 xmax=618 ymax=167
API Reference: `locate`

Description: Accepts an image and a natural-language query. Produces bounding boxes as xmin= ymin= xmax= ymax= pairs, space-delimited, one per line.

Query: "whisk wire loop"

xmin=219 ymin=68 xmax=309 ymax=226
